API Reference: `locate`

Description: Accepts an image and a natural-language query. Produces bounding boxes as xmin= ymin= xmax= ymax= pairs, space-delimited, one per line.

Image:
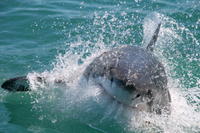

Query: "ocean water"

xmin=0 ymin=0 xmax=200 ymax=132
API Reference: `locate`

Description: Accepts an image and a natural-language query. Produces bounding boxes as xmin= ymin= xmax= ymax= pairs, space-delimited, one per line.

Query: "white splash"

xmin=26 ymin=12 xmax=200 ymax=133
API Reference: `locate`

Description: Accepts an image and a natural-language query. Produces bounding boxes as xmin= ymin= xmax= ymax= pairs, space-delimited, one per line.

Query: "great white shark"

xmin=1 ymin=23 xmax=171 ymax=114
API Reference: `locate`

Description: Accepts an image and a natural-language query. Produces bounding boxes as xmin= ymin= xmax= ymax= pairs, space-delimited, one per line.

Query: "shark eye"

xmin=125 ymin=84 xmax=136 ymax=92
xmin=132 ymin=94 xmax=140 ymax=100
xmin=136 ymin=94 xmax=141 ymax=98
xmin=147 ymin=90 xmax=153 ymax=98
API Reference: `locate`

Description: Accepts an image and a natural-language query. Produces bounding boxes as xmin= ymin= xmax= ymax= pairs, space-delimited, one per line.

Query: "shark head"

xmin=94 ymin=46 xmax=171 ymax=113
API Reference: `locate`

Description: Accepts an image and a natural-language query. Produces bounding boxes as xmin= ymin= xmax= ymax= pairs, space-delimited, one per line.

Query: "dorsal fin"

xmin=146 ymin=23 xmax=161 ymax=51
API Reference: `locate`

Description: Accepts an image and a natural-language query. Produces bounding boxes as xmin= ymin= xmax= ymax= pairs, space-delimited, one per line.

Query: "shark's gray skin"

xmin=1 ymin=23 xmax=171 ymax=114
xmin=83 ymin=23 xmax=171 ymax=114
xmin=83 ymin=45 xmax=171 ymax=114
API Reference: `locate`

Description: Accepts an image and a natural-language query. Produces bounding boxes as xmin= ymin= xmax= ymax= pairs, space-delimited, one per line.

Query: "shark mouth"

xmin=95 ymin=78 xmax=154 ymax=111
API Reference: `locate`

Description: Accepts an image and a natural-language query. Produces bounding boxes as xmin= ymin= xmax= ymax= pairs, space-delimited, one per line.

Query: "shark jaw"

xmin=94 ymin=77 xmax=154 ymax=112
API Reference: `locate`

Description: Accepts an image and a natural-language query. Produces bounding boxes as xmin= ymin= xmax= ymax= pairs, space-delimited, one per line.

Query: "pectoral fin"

xmin=1 ymin=76 xmax=30 ymax=91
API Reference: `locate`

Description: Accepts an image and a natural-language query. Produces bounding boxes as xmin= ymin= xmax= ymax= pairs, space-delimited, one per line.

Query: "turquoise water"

xmin=0 ymin=0 xmax=200 ymax=132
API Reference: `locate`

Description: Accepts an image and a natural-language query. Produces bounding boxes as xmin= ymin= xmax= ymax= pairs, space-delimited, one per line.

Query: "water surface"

xmin=0 ymin=0 xmax=200 ymax=132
